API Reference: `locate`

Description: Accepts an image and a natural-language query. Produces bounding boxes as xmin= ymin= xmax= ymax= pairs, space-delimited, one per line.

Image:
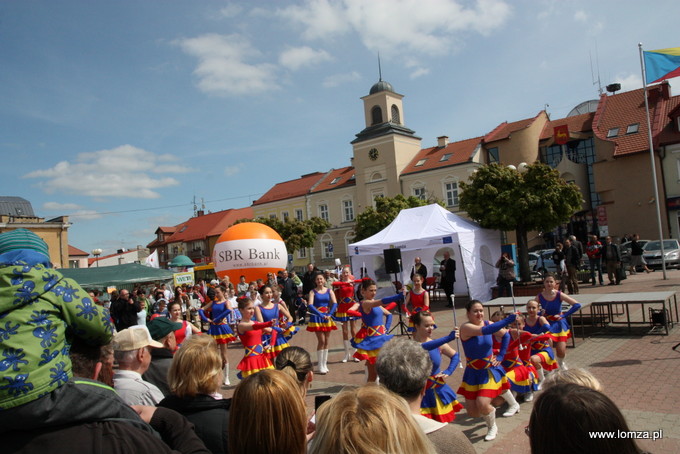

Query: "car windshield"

xmin=644 ymin=240 xmax=679 ymax=251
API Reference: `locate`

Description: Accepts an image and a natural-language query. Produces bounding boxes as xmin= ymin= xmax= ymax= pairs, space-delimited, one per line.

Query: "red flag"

xmin=554 ymin=125 xmax=569 ymax=145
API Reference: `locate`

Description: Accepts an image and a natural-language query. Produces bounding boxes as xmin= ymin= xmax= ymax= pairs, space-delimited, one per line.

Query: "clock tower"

xmin=351 ymin=79 xmax=422 ymax=211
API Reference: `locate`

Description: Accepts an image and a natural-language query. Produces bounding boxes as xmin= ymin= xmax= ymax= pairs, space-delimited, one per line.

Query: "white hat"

xmin=210 ymin=279 xmax=220 ymax=286
xmin=112 ymin=325 xmax=164 ymax=351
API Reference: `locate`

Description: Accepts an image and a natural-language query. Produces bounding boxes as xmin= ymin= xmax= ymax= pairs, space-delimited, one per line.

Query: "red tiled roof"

xmin=68 ymin=245 xmax=89 ymax=256
xmin=657 ymin=94 xmax=680 ymax=146
xmin=593 ymin=82 xmax=676 ymax=157
xmin=401 ymin=137 xmax=482 ymax=175
xmin=539 ymin=113 xmax=595 ymax=141
xmin=155 ymin=226 xmax=176 ymax=234
xmin=252 ymin=172 xmax=326 ymax=205
xmin=484 ymin=111 xmax=544 ymax=143
xmin=310 ymin=166 xmax=356 ymax=193
xmin=164 ymin=207 xmax=254 ymax=243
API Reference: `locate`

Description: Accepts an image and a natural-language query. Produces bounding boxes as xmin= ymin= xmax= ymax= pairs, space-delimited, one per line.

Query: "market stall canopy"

xmin=168 ymin=255 xmax=195 ymax=267
xmin=60 ymin=263 xmax=174 ymax=287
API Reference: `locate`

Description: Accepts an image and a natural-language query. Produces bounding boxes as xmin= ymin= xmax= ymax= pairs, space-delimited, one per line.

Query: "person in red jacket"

xmin=585 ymin=234 xmax=604 ymax=286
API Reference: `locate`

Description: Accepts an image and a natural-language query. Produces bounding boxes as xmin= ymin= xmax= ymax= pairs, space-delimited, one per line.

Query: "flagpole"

xmin=638 ymin=43 xmax=668 ymax=280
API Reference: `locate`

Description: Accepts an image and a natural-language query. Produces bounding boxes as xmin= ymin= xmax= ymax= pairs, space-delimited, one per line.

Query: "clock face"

xmin=368 ymin=148 xmax=379 ymax=161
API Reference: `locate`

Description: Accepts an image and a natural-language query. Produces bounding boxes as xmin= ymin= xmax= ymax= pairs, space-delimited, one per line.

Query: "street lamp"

xmin=92 ymin=248 xmax=102 ymax=267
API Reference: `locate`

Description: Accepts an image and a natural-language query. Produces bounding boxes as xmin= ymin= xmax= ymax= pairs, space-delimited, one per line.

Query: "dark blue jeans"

xmin=589 ymin=257 xmax=603 ymax=284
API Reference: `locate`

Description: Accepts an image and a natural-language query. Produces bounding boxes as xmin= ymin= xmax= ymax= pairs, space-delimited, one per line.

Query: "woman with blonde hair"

xmin=309 ymin=385 xmax=436 ymax=454
xmin=274 ymin=346 xmax=314 ymax=397
xmin=159 ymin=335 xmax=230 ymax=454
xmin=229 ymin=369 xmax=307 ymax=454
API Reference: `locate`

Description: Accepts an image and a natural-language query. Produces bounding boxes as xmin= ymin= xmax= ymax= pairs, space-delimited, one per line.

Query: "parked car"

xmin=620 ymin=240 xmax=648 ymax=268
xmin=533 ymin=248 xmax=589 ymax=280
xmin=528 ymin=252 xmax=539 ymax=271
xmin=642 ymin=239 xmax=680 ymax=269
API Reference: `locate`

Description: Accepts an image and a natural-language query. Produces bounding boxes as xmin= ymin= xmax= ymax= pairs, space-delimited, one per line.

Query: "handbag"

xmin=617 ymin=266 xmax=627 ymax=281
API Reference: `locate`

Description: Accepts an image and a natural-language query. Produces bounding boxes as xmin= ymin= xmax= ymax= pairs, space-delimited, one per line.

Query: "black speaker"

xmin=383 ymin=248 xmax=402 ymax=274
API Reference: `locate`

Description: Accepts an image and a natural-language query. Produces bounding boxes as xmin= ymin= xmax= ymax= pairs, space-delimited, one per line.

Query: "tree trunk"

xmin=515 ymin=224 xmax=532 ymax=282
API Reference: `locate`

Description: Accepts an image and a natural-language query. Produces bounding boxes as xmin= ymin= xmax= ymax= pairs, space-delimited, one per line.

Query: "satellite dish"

xmin=567 ymin=100 xmax=599 ymax=117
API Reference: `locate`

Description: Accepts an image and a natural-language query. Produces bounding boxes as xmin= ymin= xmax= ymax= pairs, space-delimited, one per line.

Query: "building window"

xmin=282 ymin=211 xmax=289 ymax=222
xmin=415 ymin=158 xmax=427 ymax=167
xmin=445 ymin=181 xmax=459 ymax=206
xmin=439 ymin=153 xmax=452 ymax=162
xmin=413 ymin=187 xmax=427 ymax=200
xmin=607 ymin=128 xmax=619 ymax=138
xmin=391 ymin=104 xmax=401 ymax=124
xmin=269 ymin=213 xmax=277 ymax=220
xmin=626 ymin=123 xmax=639 ymax=134
xmin=319 ymin=204 xmax=329 ymax=222
xmin=298 ymin=247 xmax=307 ymax=259
xmin=371 ymin=106 xmax=382 ymax=125
xmin=322 ymin=240 xmax=334 ymax=259
xmin=488 ymin=147 xmax=499 ymax=164
xmin=295 ymin=209 xmax=304 ymax=221
xmin=343 ymin=200 xmax=354 ymax=222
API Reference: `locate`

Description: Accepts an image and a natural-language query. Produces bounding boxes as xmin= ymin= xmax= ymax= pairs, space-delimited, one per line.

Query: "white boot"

xmin=536 ymin=367 xmax=545 ymax=390
xmin=223 ymin=365 xmax=230 ymax=386
xmin=321 ymin=349 xmax=329 ymax=374
xmin=524 ymin=392 xmax=534 ymax=402
xmin=483 ymin=411 xmax=498 ymax=441
xmin=557 ymin=356 xmax=568 ymax=370
xmin=317 ymin=350 xmax=326 ymax=374
xmin=342 ymin=340 xmax=351 ymax=363
xmin=501 ymin=390 xmax=520 ymax=417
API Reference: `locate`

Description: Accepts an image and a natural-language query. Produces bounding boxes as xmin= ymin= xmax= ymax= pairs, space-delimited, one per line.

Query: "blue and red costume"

xmin=306 ymin=289 xmax=338 ymax=332
xmin=420 ymin=331 xmax=463 ymax=422
xmin=351 ymin=294 xmax=401 ymax=364
xmin=259 ymin=304 xmax=297 ymax=358
xmin=236 ymin=321 xmax=276 ymax=379
xmin=457 ymin=319 xmax=513 ymax=400
xmin=539 ymin=291 xmax=581 ymax=343
xmin=199 ymin=302 xmax=237 ymax=344
xmin=524 ymin=317 xmax=558 ymax=371
xmin=332 ymin=280 xmax=361 ymax=322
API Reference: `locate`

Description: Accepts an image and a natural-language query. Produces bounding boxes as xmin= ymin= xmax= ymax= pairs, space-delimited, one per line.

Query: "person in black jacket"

xmin=563 ymin=239 xmax=580 ymax=295
xmin=160 ymin=335 xmax=231 ymax=454
xmin=110 ymin=289 xmax=142 ymax=331
xmin=439 ymin=251 xmax=456 ymax=307
xmin=603 ymin=236 xmax=622 ymax=285
xmin=143 ymin=317 xmax=183 ymax=397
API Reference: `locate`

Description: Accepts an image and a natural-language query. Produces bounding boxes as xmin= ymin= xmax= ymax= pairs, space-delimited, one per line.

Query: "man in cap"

xmin=143 ymin=317 xmax=182 ymax=396
xmin=112 ymin=325 xmax=165 ymax=405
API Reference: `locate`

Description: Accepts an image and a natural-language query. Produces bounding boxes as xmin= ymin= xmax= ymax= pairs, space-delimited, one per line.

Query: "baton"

xmin=509 ymin=281 xmax=523 ymax=350
xmin=449 ymin=294 xmax=463 ymax=369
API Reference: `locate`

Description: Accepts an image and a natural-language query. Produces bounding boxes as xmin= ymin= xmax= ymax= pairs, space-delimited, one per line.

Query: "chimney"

xmin=437 ymin=136 xmax=449 ymax=147
xmin=197 ymin=210 xmax=204 ymax=217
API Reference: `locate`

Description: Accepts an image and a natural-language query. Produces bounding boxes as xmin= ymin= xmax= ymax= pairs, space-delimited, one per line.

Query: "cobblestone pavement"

xmin=220 ymin=268 xmax=680 ymax=453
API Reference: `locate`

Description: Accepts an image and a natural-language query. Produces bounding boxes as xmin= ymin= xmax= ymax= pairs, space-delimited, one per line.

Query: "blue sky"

xmin=2 ymin=0 xmax=679 ymax=257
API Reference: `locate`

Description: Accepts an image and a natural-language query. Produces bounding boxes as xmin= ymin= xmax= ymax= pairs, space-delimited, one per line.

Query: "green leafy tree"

xmin=234 ymin=216 xmax=330 ymax=254
xmin=353 ymin=194 xmax=436 ymax=242
xmin=459 ymin=163 xmax=583 ymax=282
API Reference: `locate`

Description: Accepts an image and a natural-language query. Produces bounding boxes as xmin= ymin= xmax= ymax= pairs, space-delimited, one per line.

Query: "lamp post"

xmin=91 ymin=248 xmax=102 ymax=267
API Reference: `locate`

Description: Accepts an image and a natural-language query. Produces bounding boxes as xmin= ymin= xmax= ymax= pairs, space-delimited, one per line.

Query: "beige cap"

xmin=112 ymin=325 xmax=164 ymax=351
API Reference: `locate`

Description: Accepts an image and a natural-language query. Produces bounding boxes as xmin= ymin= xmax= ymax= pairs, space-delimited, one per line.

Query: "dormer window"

xmin=626 ymin=123 xmax=639 ymax=134
xmin=439 ymin=153 xmax=452 ymax=162
xmin=415 ymin=159 xmax=427 ymax=167
xmin=607 ymin=127 xmax=619 ymax=138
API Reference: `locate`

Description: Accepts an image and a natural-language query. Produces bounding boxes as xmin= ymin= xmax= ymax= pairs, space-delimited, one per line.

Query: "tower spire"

xmin=378 ymin=52 xmax=382 ymax=81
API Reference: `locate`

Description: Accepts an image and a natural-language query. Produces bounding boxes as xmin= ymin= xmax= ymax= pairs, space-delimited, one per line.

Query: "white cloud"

xmin=279 ymin=46 xmax=332 ymax=71
xmin=224 ymin=165 xmax=241 ymax=176
xmin=174 ymin=33 xmax=279 ymax=96
xmin=220 ymin=4 xmax=243 ymax=18
xmin=574 ymin=10 xmax=588 ymax=22
xmin=409 ymin=67 xmax=430 ymax=79
xmin=277 ymin=0 xmax=350 ymax=40
xmin=279 ymin=0 xmax=511 ymax=58
xmin=614 ymin=73 xmax=642 ymax=91
xmin=323 ymin=71 xmax=361 ymax=87
xmin=24 ymin=145 xmax=183 ymax=199
xmin=43 ymin=201 xmax=82 ymax=211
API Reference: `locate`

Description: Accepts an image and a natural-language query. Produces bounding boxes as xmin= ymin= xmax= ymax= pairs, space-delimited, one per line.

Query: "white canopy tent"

xmin=348 ymin=204 xmax=501 ymax=302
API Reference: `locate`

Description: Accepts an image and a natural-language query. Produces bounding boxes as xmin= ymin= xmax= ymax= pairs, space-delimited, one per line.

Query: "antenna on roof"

xmin=378 ymin=52 xmax=382 ymax=81
xmin=590 ymin=44 xmax=603 ymax=95
xmin=192 ymin=195 xmax=197 ymax=217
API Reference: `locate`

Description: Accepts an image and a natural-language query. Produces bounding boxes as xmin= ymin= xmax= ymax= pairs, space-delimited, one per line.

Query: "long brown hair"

xmin=228 ymin=369 xmax=307 ymax=454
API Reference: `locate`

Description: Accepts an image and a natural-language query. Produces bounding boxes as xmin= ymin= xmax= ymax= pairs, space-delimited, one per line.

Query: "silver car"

xmin=642 ymin=239 xmax=680 ymax=269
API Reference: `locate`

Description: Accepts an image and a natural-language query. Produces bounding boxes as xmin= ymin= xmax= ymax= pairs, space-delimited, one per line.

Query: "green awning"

xmin=60 ymin=263 xmax=174 ymax=288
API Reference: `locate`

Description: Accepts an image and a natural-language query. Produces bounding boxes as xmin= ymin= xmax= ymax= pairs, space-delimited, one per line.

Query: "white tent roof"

xmin=350 ymin=204 xmax=483 ymax=254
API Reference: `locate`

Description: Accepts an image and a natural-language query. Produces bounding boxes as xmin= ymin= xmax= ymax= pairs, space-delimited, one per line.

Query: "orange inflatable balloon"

xmin=212 ymin=222 xmax=288 ymax=285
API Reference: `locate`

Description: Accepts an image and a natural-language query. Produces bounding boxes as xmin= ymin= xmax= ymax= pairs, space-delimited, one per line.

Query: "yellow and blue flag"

xmin=644 ymin=47 xmax=680 ymax=84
